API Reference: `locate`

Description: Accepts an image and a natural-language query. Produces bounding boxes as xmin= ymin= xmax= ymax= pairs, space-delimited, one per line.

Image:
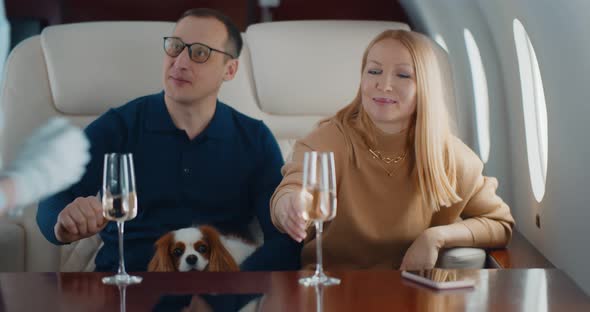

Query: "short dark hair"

xmin=178 ymin=8 xmax=243 ymax=59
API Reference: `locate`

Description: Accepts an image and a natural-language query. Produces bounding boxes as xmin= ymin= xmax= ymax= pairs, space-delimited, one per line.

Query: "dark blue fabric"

xmin=37 ymin=91 xmax=301 ymax=272
xmin=152 ymin=294 xmax=262 ymax=311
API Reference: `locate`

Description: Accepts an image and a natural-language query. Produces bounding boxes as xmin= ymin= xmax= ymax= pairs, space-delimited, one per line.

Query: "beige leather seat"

xmin=0 ymin=20 xmax=484 ymax=271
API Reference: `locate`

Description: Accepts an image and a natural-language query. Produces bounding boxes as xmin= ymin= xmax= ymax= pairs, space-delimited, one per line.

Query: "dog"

xmin=148 ymin=225 xmax=258 ymax=272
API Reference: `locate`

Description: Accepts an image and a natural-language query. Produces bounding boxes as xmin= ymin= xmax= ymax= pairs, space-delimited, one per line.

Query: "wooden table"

xmin=0 ymin=269 xmax=588 ymax=311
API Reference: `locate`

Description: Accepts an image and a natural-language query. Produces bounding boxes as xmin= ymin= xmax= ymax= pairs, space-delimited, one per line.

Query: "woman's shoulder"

xmin=300 ymin=119 xmax=349 ymax=151
xmin=449 ymin=135 xmax=484 ymax=179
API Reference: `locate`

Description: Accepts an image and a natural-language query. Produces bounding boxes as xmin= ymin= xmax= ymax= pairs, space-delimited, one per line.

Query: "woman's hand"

xmin=274 ymin=191 xmax=309 ymax=242
xmin=400 ymin=227 xmax=445 ymax=270
xmin=0 ymin=178 xmax=16 ymax=215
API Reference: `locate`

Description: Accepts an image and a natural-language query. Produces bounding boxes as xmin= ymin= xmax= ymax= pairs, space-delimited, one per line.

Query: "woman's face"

xmin=361 ymin=38 xmax=417 ymax=133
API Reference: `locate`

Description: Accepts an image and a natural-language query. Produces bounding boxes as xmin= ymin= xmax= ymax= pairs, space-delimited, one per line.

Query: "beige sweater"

xmin=270 ymin=120 xmax=514 ymax=270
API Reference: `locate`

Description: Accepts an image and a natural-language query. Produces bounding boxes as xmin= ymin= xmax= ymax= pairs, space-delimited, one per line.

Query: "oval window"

xmin=464 ymin=28 xmax=490 ymax=163
xmin=513 ymin=18 xmax=548 ymax=202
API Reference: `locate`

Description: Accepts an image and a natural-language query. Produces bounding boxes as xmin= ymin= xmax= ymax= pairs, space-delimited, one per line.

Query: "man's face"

xmin=162 ymin=16 xmax=237 ymax=106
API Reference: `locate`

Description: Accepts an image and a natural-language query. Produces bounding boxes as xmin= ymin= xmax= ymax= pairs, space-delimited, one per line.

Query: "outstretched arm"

xmin=400 ymin=140 xmax=514 ymax=270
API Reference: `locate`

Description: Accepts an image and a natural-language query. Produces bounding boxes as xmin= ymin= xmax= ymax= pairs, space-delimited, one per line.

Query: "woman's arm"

xmin=400 ymin=139 xmax=515 ymax=270
xmin=270 ymin=120 xmax=347 ymax=241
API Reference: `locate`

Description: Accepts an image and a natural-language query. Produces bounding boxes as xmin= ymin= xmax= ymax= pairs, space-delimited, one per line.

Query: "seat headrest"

xmin=245 ymin=20 xmax=410 ymax=116
xmin=41 ymin=21 xmax=174 ymax=115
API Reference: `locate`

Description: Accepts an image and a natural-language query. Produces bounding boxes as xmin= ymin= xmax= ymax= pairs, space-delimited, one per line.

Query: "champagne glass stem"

xmin=314 ymin=221 xmax=325 ymax=278
xmin=117 ymin=221 xmax=127 ymax=276
xmin=315 ymin=285 xmax=324 ymax=312
xmin=119 ymin=286 xmax=127 ymax=312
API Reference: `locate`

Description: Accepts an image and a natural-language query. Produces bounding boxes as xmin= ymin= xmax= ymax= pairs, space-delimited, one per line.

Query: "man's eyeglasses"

xmin=163 ymin=37 xmax=236 ymax=63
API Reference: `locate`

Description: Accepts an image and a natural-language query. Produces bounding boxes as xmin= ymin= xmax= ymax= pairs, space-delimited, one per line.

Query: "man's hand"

xmin=400 ymin=227 xmax=445 ymax=270
xmin=54 ymin=196 xmax=107 ymax=243
xmin=274 ymin=192 xmax=309 ymax=242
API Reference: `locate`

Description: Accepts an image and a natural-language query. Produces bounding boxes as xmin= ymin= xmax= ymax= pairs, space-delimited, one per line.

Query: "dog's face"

xmin=169 ymin=228 xmax=211 ymax=271
xmin=148 ymin=226 xmax=239 ymax=272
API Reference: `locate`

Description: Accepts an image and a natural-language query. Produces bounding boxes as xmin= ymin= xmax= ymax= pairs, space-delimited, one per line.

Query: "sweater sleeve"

xmin=270 ymin=121 xmax=347 ymax=232
xmin=269 ymin=140 xmax=311 ymax=232
xmin=452 ymin=138 xmax=515 ymax=248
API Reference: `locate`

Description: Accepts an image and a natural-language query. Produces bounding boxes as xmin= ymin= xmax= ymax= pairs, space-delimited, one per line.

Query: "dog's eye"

xmin=197 ymin=245 xmax=208 ymax=253
xmin=172 ymin=248 xmax=183 ymax=257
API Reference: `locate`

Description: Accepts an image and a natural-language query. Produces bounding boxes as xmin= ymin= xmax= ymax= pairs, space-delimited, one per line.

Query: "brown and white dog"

xmin=148 ymin=225 xmax=257 ymax=272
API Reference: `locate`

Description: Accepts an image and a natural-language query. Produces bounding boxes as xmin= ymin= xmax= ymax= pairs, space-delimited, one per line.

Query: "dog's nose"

xmin=186 ymin=255 xmax=198 ymax=265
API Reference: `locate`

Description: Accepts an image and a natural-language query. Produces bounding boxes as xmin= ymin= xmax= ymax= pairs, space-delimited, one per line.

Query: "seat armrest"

xmin=437 ymin=247 xmax=486 ymax=269
xmin=0 ymin=219 xmax=25 ymax=271
xmin=60 ymin=235 xmax=102 ymax=272
xmin=487 ymin=230 xmax=554 ymax=268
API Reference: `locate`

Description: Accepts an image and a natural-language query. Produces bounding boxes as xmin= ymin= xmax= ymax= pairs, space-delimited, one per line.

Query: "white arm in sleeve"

xmin=4 ymin=117 xmax=90 ymax=207
xmin=0 ymin=189 xmax=5 ymax=213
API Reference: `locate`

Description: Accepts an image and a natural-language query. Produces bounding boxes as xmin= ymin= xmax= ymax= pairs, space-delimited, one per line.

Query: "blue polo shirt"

xmin=37 ymin=91 xmax=301 ymax=272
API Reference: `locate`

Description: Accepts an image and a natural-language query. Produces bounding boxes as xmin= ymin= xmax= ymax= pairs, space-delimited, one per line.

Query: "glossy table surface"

xmin=0 ymin=269 xmax=589 ymax=311
xmin=488 ymin=231 xmax=555 ymax=269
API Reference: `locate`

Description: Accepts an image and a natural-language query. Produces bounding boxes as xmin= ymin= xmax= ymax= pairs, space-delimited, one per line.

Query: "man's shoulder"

xmin=449 ymin=135 xmax=484 ymax=181
xmin=219 ymin=102 xmax=262 ymax=126
xmin=218 ymin=101 xmax=267 ymax=136
xmin=86 ymin=92 xmax=160 ymax=134
xmin=111 ymin=92 xmax=160 ymax=116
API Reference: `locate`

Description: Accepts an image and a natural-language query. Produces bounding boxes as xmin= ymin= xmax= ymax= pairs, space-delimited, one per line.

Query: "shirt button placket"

xmin=181 ymin=151 xmax=191 ymax=178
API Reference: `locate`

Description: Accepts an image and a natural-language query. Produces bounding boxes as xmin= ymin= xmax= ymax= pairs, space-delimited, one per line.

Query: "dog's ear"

xmin=200 ymin=226 xmax=239 ymax=272
xmin=148 ymin=232 xmax=177 ymax=272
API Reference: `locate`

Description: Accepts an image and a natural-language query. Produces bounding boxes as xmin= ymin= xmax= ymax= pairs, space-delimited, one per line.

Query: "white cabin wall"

xmin=477 ymin=0 xmax=590 ymax=295
xmin=403 ymin=0 xmax=590 ymax=295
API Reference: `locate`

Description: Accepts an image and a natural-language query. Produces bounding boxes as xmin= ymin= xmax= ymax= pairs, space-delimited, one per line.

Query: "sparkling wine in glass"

xmin=299 ymin=151 xmax=340 ymax=286
xmin=101 ymin=153 xmax=142 ymax=285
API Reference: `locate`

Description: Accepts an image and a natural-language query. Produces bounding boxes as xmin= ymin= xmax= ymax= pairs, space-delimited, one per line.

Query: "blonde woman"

xmin=270 ymin=29 xmax=515 ymax=270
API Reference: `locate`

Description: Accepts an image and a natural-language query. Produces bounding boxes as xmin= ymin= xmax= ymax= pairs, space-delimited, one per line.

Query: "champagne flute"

xmin=118 ymin=285 xmax=127 ymax=312
xmin=299 ymin=151 xmax=340 ymax=286
xmin=315 ymin=284 xmax=325 ymax=312
xmin=101 ymin=153 xmax=142 ymax=285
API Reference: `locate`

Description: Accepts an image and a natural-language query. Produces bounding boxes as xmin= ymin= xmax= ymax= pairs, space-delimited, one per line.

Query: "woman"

xmin=270 ymin=29 xmax=514 ymax=270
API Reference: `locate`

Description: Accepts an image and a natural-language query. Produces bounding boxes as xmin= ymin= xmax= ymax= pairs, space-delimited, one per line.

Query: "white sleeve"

xmin=4 ymin=118 xmax=91 ymax=207
xmin=0 ymin=188 xmax=6 ymax=213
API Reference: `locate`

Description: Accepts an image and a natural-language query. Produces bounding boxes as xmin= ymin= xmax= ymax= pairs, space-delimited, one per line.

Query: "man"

xmin=37 ymin=8 xmax=301 ymax=272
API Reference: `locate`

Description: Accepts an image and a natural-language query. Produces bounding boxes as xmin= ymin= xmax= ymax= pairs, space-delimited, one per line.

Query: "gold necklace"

xmin=369 ymin=148 xmax=407 ymax=176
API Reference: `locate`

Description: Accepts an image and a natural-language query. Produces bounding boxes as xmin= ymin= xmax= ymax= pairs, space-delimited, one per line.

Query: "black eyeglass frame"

xmin=163 ymin=36 xmax=236 ymax=63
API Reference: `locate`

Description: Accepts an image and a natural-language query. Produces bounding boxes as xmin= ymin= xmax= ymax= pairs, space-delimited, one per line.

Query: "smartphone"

xmin=401 ymin=269 xmax=476 ymax=290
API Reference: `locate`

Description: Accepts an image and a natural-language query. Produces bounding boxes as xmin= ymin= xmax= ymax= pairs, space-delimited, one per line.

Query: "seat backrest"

xmin=239 ymin=20 xmax=410 ymax=158
xmin=0 ymin=20 xmax=410 ymax=271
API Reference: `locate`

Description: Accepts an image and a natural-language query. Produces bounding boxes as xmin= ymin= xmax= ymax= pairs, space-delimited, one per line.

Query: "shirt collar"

xmin=145 ymin=91 xmax=234 ymax=139
xmin=144 ymin=91 xmax=177 ymax=132
xmin=200 ymin=100 xmax=234 ymax=139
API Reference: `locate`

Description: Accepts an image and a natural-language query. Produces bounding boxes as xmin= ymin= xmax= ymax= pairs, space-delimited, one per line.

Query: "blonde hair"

xmin=331 ymin=29 xmax=461 ymax=211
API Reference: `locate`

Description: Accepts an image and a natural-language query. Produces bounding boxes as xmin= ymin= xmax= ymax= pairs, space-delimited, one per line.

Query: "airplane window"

xmin=513 ymin=18 xmax=548 ymax=202
xmin=463 ymin=28 xmax=490 ymax=163
xmin=434 ymin=34 xmax=449 ymax=53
